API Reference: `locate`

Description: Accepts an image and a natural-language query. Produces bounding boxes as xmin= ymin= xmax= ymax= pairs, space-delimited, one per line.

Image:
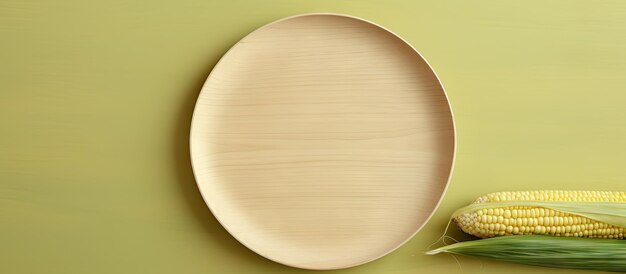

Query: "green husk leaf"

xmin=451 ymin=201 xmax=626 ymax=228
xmin=426 ymin=235 xmax=626 ymax=272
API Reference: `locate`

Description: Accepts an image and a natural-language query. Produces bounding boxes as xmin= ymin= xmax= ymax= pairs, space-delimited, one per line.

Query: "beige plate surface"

xmin=190 ymin=14 xmax=455 ymax=270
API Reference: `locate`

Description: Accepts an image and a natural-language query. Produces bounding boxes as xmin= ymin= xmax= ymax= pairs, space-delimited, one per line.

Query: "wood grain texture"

xmin=190 ymin=14 xmax=455 ymax=270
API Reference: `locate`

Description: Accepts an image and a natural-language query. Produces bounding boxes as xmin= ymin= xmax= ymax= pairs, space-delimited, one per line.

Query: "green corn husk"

xmin=426 ymin=235 xmax=626 ymax=272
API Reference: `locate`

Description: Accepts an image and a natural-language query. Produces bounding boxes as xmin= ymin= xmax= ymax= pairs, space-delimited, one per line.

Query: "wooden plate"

xmin=190 ymin=13 xmax=455 ymax=270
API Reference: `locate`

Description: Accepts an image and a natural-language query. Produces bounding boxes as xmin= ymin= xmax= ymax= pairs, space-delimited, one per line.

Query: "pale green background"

xmin=1 ymin=1 xmax=625 ymax=273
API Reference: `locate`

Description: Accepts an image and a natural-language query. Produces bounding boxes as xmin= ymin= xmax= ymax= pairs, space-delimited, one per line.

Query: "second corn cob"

xmin=453 ymin=190 xmax=626 ymax=239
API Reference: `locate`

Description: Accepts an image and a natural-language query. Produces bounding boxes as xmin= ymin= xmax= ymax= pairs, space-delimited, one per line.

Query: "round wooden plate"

xmin=190 ymin=14 xmax=455 ymax=270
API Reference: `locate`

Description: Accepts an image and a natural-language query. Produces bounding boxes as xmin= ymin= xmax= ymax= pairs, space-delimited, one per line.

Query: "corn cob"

xmin=453 ymin=190 xmax=626 ymax=239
